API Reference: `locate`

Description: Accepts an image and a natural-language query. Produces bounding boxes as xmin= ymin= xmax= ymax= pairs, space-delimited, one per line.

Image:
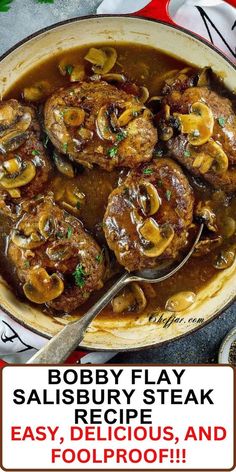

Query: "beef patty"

xmin=44 ymin=80 xmax=157 ymax=171
xmin=103 ymin=158 xmax=194 ymax=272
xmin=8 ymin=195 xmax=105 ymax=312
xmin=0 ymin=99 xmax=51 ymax=215
xmin=163 ymin=87 xmax=236 ymax=192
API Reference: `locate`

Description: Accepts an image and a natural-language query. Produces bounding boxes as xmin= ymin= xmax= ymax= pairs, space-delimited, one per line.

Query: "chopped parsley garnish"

xmin=107 ymin=146 xmax=118 ymax=158
xmin=67 ymin=226 xmax=73 ymax=239
xmin=116 ymin=131 xmax=127 ymax=143
xmin=65 ymin=64 xmax=74 ymax=75
xmin=24 ymin=260 xmax=30 ymax=269
xmin=166 ymin=190 xmax=172 ymax=201
xmin=63 ymin=143 xmax=68 ymax=153
xmin=218 ymin=117 xmax=226 ymax=127
xmin=32 ymin=150 xmax=40 ymax=156
xmin=76 ymin=201 xmax=81 ymax=210
xmin=73 ymin=264 xmax=86 ymax=288
xmin=184 ymin=150 xmax=191 ymax=157
xmin=96 ymin=249 xmax=104 ymax=264
xmin=143 ymin=168 xmax=153 ymax=175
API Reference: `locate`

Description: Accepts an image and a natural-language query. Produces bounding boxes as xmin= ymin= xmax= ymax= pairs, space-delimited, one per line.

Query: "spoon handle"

xmin=27 ymin=272 xmax=129 ymax=364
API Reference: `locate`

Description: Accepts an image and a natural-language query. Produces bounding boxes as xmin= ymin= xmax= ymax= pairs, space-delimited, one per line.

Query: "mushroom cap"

xmin=0 ymin=99 xmax=51 ymax=209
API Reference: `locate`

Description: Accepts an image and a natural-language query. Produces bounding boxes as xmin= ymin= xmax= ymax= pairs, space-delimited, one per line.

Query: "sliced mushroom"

xmin=11 ymin=229 xmax=44 ymax=249
xmin=2 ymin=157 xmax=21 ymax=174
xmin=131 ymin=208 xmax=143 ymax=226
xmin=7 ymin=188 xmax=21 ymax=198
xmin=0 ymin=101 xmax=32 ymax=153
xmin=174 ymin=102 xmax=214 ymax=146
xmin=165 ymin=291 xmax=196 ymax=312
xmin=112 ymin=283 xmax=147 ymax=314
xmin=138 ymin=182 xmax=161 ymax=216
xmin=23 ymin=81 xmax=51 ymax=102
xmin=147 ymin=95 xmax=163 ymax=113
xmin=85 ymin=47 xmax=107 ymax=68
xmin=112 ymin=287 xmax=136 ymax=314
xmin=63 ymin=107 xmax=85 ymax=127
xmin=46 ymin=241 xmax=76 ymax=262
xmin=96 ymin=105 xmax=116 ymax=141
xmin=78 ymin=127 xmax=93 ymax=141
xmin=192 ymin=153 xmax=213 ymax=174
xmin=0 ymin=102 xmax=16 ymax=129
xmin=213 ymin=248 xmax=235 ymax=270
xmin=102 ymin=73 xmax=126 ymax=83
xmin=191 ymin=140 xmax=228 ymax=175
xmin=207 ymin=141 xmax=228 ymax=174
xmin=131 ymin=283 xmax=147 ymax=312
xmin=53 ymin=152 xmax=75 ymax=178
xmin=85 ymin=47 xmax=117 ymax=74
xmin=60 ymin=201 xmax=80 ymax=216
xmin=159 ymin=125 xmax=174 ymax=142
xmin=142 ymin=109 xmax=153 ymax=120
xmin=23 ymin=268 xmax=64 ymax=304
xmin=0 ymin=161 xmax=36 ymax=189
xmin=65 ymin=186 xmax=85 ymax=207
xmin=193 ymin=234 xmax=223 ymax=257
xmin=195 ymin=201 xmax=217 ymax=232
xmin=38 ymin=214 xmax=55 ymax=239
xmin=139 ymin=219 xmax=174 ymax=257
xmin=196 ymin=67 xmax=212 ymax=87
xmin=220 ymin=217 xmax=236 ymax=238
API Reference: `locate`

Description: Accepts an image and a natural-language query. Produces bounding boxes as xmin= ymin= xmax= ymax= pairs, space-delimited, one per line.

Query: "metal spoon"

xmin=28 ymin=224 xmax=203 ymax=364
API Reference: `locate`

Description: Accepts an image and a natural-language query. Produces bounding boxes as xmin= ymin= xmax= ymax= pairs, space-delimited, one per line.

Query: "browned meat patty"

xmin=44 ymin=81 xmax=157 ymax=171
xmin=8 ymin=195 xmax=105 ymax=312
xmin=162 ymin=87 xmax=236 ymax=192
xmin=103 ymin=158 xmax=194 ymax=272
xmin=0 ymin=99 xmax=51 ymax=214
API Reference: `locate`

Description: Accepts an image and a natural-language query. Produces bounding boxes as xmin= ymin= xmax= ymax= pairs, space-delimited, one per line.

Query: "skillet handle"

xmin=27 ymin=272 xmax=129 ymax=364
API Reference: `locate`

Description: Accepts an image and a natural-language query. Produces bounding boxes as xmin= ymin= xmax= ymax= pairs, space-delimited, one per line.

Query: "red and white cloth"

xmin=0 ymin=0 xmax=235 ymax=364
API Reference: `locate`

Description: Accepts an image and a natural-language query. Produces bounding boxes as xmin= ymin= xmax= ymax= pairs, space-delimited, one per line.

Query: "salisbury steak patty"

xmin=163 ymin=87 xmax=236 ymax=192
xmin=8 ymin=196 xmax=105 ymax=312
xmin=0 ymin=99 xmax=51 ymax=209
xmin=103 ymin=158 xmax=194 ymax=272
xmin=44 ymin=81 xmax=157 ymax=171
